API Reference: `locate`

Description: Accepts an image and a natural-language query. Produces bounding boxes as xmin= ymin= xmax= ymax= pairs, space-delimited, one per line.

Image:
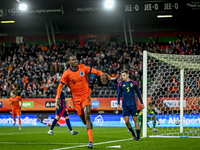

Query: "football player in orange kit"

xmin=56 ymin=55 xmax=107 ymax=149
xmin=9 ymin=90 xmax=23 ymax=130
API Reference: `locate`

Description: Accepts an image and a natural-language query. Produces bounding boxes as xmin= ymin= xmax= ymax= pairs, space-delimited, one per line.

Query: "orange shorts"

xmin=12 ymin=109 xmax=21 ymax=117
xmin=72 ymin=94 xmax=92 ymax=115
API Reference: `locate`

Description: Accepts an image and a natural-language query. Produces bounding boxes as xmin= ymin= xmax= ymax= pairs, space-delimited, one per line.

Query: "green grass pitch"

xmin=0 ymin=127 xmax=199 ymax=150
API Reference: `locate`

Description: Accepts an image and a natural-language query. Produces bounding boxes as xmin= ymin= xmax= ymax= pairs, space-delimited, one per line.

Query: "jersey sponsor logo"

xmin=45 ymin=101 xmax=56 ymax=107
xmin=94 ymin=115 xmax=104 ymax=126
xmin=123 ymin=84 xmax=126 ymax=87
xmin=80 ymin=71 xmax=85 ymax=77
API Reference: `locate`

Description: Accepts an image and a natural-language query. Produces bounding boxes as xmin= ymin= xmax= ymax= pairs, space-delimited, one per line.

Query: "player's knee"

xmin=85 ymin=116 xmax=91 ymax=121
xmin=152 ymin=117 xmax=155 ymax=120
xmin=84 ymin=110 xmax=90 ymax=116
xmin=125 ymin=119 xmax=129 ymax=124
xmin=133 ymin=117 xmax=138 ymax=123
xmin=85 ymin=114 xmax=91 ymax=121
xmin=65 ymin=116 xmax=69 ymax=119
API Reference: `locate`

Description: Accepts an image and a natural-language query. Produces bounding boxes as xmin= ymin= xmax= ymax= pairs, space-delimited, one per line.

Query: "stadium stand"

xmin=0 ymin=34 xmax=199 ymax=98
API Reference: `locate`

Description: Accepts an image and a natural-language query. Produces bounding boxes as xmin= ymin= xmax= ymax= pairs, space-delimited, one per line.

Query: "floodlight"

xmin=1 ymin=21 xmax=15 ymax=23
xmin=105 ymin=0 xmax=114 ymax=9
xmin=19 ymin=4 xmax=27 ymax=11
xmin=157 ymin=15 xmax=173 ymax=18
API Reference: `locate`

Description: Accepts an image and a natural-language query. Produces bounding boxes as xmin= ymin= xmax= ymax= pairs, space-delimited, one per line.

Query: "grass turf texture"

xmin=0 ymin=127 xmax=199 ymax=150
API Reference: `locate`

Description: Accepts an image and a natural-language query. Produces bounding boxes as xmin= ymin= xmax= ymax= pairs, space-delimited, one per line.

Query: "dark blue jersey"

xmin=56 ymin=88 xmax=66 ymax=108
xmin=117 ymin=80 xmax=143 ymax=107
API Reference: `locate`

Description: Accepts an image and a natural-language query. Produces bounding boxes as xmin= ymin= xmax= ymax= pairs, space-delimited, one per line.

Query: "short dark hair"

xmin=121 ymin=69 xmax=129 ymax=74
xmin=11 ymin=90 xmax=17 ymax=95
xmin=69 ymin=55 xmax=77 ymax=61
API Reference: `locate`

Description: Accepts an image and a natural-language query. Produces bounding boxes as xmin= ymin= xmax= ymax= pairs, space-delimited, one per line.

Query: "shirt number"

xmin=127 ymin=87 xmax=130 ymax=92
xmin=72 ymin=79 xmax=76 ymax=85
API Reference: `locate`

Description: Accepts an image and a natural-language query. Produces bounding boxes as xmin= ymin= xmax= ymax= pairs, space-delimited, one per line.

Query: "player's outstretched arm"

xmin=55 ymin=98 xmax=59 ymax=109
xmin=9 ymin=98 xmax=12 ymax=105
xmin=57 ymin=70 xmax=68 ymax=106
xmin=84 ymin=65 xmax=107 ymax=84
xmin=117 ymin=83 xmax=122 ymax=110
xmin=56 ymin=83 xmax=63 ymax=107
xmin=135 ymin=84 xmax=145 ymax=109
xmin=20 ymin=97 xmax=23 ymax=109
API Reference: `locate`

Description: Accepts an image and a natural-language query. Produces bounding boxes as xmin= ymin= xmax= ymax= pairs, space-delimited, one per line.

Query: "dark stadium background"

xmin=0 ymin=0 xmax=200 ymax=116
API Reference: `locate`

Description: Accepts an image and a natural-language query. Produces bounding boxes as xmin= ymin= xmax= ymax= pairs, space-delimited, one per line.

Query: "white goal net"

xmin=142 ymin=51 xmax=200 ymax=138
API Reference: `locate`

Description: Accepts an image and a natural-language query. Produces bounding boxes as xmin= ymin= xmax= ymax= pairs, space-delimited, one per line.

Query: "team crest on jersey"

xmin=15 ymin=98 xmax=18 ymax=101
xmin=130 ymin=83 xmax=133 ymax=87
xmin=80 ymin=71 xmax=85 ymax=77
xmin=123 ymin=84 xmax=126 ymax=87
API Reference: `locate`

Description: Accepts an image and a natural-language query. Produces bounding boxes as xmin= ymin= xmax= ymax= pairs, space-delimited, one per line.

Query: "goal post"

xmin=142 ymin=51 xmax=148 ymax=138
xmin=142 ymin=51 xmax=200 ymax=138
xmin=180 ymin=69 xmax=184 ymax=133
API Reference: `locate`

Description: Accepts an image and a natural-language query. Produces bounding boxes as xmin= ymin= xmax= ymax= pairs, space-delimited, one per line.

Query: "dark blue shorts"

xmin=56 ymin=107 xmax=69 ymax=117
xmin=122 ymin=106 xmax=138 ymax=117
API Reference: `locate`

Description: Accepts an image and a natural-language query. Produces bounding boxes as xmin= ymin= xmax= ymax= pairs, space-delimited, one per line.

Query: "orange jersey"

xmin=9 ymin=96 xmax=23 ymax=110
xmin=59 ymin=64 xmax=104 ymax=98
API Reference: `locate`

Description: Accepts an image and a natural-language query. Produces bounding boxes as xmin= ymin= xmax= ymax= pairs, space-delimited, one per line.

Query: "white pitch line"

xmin=160 ymin=133 xmax=182 ymax=136
xmin=0 ymin=132 xmax=42 ymax=135
xmin=0 ymin=131 xmax=66 ymax=135
xmin=0 ymin=142 xmax=87 ymax=145
xmin=52 ymin=138 xmax=141 ymax=150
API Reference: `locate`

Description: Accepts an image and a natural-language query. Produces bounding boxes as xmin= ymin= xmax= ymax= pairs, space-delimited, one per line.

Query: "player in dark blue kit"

xmin=117 ymin=69 xmax=145 ymax=141
xmin=48 ymin=88 xmax=79 ymax=135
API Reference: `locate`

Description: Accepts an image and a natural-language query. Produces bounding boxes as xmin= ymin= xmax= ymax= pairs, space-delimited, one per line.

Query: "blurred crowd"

xmin=0 ymin=33 xmax=199 ymax=98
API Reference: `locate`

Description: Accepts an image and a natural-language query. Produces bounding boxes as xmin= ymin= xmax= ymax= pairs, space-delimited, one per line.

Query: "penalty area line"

xmin=52 ymin=138 xmax=144 ymax=150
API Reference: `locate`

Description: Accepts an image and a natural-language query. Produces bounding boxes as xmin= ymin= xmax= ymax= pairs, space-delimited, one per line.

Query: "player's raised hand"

xmin=100 ymin=74 xmax=107 ymax=85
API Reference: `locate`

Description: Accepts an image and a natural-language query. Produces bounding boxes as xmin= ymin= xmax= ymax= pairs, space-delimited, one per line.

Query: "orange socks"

xmin=19 ymin=119 xmax=21 ymax=127
xmin=87 ymin=129 xmax=93 ymax=143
